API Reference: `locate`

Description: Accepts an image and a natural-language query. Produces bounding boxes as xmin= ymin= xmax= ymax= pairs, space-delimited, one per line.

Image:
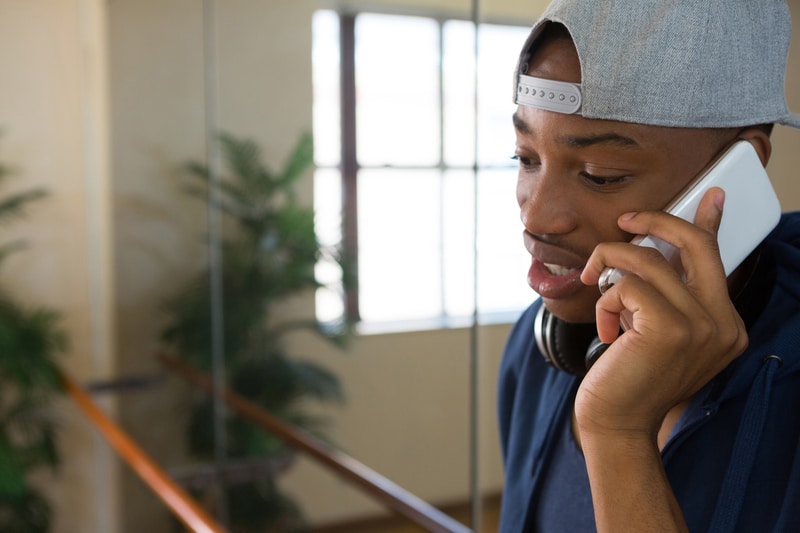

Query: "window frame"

xmin=315 ymin=9 xmax=531 ymax=329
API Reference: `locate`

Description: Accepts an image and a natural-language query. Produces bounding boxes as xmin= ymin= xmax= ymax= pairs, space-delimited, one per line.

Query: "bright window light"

xmin=312 ymin=10 xmax=535 ymax=329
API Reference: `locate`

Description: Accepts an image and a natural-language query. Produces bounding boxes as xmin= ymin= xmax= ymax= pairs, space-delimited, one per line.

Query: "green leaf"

xmin=279 ymin=132 xmax=314 ymax=190
xmin=0 ymin=143 xmax=63 ymax=531
xmin=0 ymin=438 xmax=26 ymax=498
xmin=0 ymin=487 xmax=52 ymax=532
xmin=164 ymin=132 xmax=352 ymax=530
xmin=0 ymin=189 xmax=48 ymax=227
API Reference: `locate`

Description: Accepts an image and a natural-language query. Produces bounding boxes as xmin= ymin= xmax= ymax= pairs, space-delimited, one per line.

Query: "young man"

xmin=498 ymin=1 xmax=800 ymax=531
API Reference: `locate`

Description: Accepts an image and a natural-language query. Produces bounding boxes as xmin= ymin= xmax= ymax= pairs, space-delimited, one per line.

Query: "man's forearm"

xmin=581 ymin=431 xmax=689 ymax=533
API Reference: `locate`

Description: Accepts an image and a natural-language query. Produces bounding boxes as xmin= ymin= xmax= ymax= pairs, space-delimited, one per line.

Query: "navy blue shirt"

xmin=532 ymin=391 xmax=595 ymax=532
xmin=497 ymin=213 xmax=800 ymax=533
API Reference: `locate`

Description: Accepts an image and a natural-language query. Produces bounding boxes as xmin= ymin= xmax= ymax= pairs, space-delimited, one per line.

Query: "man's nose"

xmin=517 ymin=170 xmax=577 ymax=236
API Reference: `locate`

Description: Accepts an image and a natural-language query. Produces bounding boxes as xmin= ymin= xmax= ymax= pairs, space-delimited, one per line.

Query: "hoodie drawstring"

xmin=707 ymin=355 xmax=782 ymax=533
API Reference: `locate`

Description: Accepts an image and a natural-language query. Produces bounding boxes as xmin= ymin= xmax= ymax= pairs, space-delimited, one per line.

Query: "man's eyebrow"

xmin=512 ymin=112 xmax=531 ymax=134
xmin=557 ymin=132 xmax=640 ymax=148
xmin=512 ymin=112 xmax=640 ymax=149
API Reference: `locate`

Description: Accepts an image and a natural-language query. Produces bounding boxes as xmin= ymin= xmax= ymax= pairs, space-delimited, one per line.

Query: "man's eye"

xmin=581 ymin=172 xmax=626 ymax=186
xmin=511 ymin=155 xmax=535 ymax=168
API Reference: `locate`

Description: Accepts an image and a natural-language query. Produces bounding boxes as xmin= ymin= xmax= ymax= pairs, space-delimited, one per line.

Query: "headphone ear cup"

xmin=585 ymin=336 xmax=610 ymax=371
xmin=534 ymin=305 xmax=603 ymax=377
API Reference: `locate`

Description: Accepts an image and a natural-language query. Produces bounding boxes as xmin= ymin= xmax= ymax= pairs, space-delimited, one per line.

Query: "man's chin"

xmin=542 ymin=297 xmax=597 ymax=325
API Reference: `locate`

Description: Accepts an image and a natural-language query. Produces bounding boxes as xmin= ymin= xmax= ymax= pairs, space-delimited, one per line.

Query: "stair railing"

xmin=60 ymin=368 xmax=228 ymax=533
xmin=157 ymin=351 xmax=473 ymax=533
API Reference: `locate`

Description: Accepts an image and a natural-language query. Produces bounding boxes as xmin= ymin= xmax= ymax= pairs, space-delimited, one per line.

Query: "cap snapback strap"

xmin=516 ymin=74 xmax=582 ymax=114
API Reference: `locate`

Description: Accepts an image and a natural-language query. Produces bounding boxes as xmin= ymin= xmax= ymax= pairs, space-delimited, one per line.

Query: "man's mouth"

xmin=543 ymin=262 xmax=581 ymax=277
xmin=529 ymin=259 xmax=585 ymax=299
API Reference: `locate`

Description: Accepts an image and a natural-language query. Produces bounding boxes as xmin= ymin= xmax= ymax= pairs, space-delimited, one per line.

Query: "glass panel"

xmin=312 ymin=10 xmax=341 ymax=167
xmin=477 ymin=168 xmax=538 ymax=313
xmin=355 ymin=14 xmax=441 ymax=167
xmin=107 ymin=2 xmax=211 ymax=531
xmin=477 ymin=24 xmax=533 ymax=167
xmin=106 ymin=3 xmax=534 ymax=530
xmin=315 ymin=167 xmax=345 ymax=322
xmin=358 ymin=168 xmax=443 ymax=322
xmin=31 ymin=1 xmax=543 ymax=531
xmin=356 ymin=167 xmax=531 ymax=323
xmin=443 ymin=20 xmax=477 ymax=167
xmin=345 ymin=20 xmax=535 ymax=325
xmin=442 ymin=169 xmax=476 ymax=316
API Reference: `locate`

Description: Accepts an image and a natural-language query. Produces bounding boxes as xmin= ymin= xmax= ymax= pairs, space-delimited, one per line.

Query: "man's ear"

xmin=738 ymin=125 xmax=773 ymax=166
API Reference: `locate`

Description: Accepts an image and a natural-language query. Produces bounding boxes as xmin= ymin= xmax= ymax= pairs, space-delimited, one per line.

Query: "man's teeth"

xmin=544 ymin=263 xmax=579 ymax=276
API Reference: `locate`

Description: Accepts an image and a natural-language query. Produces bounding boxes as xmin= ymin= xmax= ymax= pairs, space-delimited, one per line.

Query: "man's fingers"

xmin=691 ymin=187 xmax=725 ymax=236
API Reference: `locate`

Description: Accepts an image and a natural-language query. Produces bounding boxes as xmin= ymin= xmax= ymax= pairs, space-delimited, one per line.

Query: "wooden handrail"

xmin=60 ymin=369 xmax=228 ymax=533
xmin=157 ymin=352 xmax=473 ymax=533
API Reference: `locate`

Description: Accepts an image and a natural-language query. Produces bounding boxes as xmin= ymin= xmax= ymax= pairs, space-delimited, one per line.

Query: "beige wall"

xmin=2 ymin=0 xmax=800 ymax=531
xmin=0 ymin=1 xmax=118 ymax=532
xmin=770 ymin=0 xmax=800 ymax=210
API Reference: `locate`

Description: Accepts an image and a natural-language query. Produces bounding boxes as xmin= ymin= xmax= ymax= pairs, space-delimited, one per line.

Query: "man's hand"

xmin=575 ymin=187 xmax=749 ymax=532
xmin=578 ymin=186 xmax=747 ymax=438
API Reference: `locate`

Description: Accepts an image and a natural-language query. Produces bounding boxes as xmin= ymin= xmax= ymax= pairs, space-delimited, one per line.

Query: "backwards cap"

xmin=514 ymin=0 xmax=800 ymax=129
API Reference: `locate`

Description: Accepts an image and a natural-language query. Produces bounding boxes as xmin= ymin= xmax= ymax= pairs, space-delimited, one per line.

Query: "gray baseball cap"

xmin=514 ymin=0 xmax=800 ymax=129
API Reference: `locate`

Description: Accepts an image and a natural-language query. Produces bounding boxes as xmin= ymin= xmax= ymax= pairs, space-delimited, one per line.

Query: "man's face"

xmin=515 ymin=35 xmax=733 ymax=323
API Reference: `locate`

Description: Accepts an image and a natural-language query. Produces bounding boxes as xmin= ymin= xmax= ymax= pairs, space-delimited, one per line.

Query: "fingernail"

xmin=714 ymin=189 xmax=725 ymax=212
xmin=619 ymin=212 xmax=637 ymax=221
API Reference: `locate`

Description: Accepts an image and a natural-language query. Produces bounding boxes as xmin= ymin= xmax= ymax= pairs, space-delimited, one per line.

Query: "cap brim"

xmin=778 ymin=112 xmax=800 ymax=129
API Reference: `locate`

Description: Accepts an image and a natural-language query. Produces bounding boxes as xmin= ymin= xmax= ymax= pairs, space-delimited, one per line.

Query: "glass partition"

xmin=106 ymin=1 xmax=536 ymax=532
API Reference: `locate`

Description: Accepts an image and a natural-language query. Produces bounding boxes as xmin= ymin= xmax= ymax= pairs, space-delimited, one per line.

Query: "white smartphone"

xmin=598 ymin=140 xmax=781 ymax=294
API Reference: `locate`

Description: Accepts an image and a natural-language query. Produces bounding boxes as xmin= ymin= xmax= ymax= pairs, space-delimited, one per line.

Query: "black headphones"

xmin=533 ymin=304 xmax=610 ymax=377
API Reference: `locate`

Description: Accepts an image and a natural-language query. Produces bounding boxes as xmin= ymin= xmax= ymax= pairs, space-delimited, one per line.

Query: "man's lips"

xmin=528 ymin=259 xmax=585 ymax=299
xmin=523 ymin=231 xmax=588 ymax=299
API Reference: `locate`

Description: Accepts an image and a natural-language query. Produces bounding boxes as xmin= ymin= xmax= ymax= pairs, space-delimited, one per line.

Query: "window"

xmin=312 ymin=10 xmax=534 ymax=329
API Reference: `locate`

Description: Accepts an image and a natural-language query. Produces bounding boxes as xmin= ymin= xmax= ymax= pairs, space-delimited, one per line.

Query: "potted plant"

xmin=0 ymin=150 xmax=67 ymax=532
xmin=160 ymin=132 xmax=352 ymax=532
